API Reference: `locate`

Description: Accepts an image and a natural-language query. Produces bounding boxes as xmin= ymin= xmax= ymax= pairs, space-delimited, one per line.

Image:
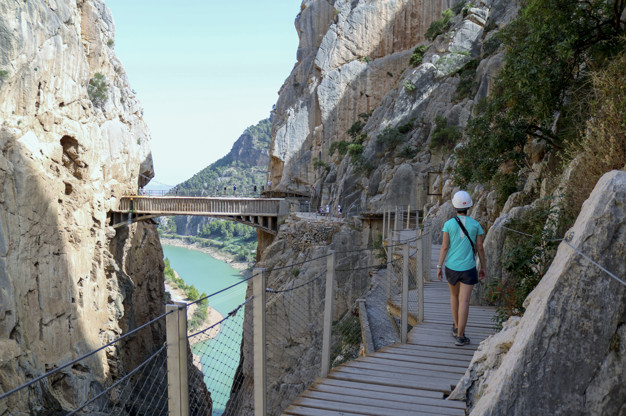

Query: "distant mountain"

xmin=171 ymin=117 xmax=271 ymax=235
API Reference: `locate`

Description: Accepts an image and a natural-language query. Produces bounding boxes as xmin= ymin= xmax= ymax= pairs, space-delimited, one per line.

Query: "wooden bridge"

xmin=110 ymin=196 xmax=287 ymax=234
xmin=283 ymin=244 xmax=496 ymax=416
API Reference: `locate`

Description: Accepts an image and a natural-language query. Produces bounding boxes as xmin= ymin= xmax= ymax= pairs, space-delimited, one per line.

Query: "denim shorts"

xmin=445 ymin=266 xmax=478 ymax=286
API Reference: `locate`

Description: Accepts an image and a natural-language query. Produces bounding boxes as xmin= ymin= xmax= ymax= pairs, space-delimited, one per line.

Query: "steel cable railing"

xmin=0 ymin=310 xmax=172 ymax=415
xmin=1 ymin=208 xmax=436 ymax=416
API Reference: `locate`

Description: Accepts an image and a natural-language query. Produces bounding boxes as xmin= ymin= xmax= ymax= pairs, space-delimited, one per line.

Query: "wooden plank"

xmin=359 ymin=355 xmax=469 ymax=375
xmin=289 ymin=397 xmax=460 ymax=416
xmin=331 ymin=364 xmax=459 ymax=385
xmin=283 ymin=405 xmax=366 ymax=416
xmin=328 ymin=369 xmax=452 ymax=394
xmin=300 ymin=390 xmax=464 ymax=416
xmin=387 ymin=343 xmax=477 ymax=357
xmin=339 ymin=361 xmax=462 ymax=383
xmin=370 ymin=351 xmax=473 ymax=369
xmin=312 ymin=377 xmax=444 ymax=399
xmin=309 ymin=382 xmax=465 ymax=409
xmin=371 ymin=346 xmax=476 ymax=363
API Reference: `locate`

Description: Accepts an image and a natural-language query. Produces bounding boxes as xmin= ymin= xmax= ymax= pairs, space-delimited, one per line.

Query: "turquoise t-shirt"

xmin=442 ymin=215 xmax=484 ymax=271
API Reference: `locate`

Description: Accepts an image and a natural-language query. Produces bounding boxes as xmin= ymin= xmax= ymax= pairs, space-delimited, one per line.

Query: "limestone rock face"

xmin=451 ymin=170 xmax=626 ymax=415
xmin=269 ymin=0 xmax=454 ymax=196
xmin=0 ymin=0 xmax=166 ymax=411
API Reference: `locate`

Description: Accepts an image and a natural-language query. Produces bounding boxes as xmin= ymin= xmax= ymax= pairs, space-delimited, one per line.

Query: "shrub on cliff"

xmin=454 ymin=0 xmax=625 ymax=202
xmin=88 ymin=73 xmax=108 ymax=108
xmin=425 ymin=8 xmax=454 ymax=41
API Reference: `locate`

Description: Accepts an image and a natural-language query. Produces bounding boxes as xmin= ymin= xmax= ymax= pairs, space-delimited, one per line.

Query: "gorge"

xmin=0 ymin=0 xmax=624 ymax=415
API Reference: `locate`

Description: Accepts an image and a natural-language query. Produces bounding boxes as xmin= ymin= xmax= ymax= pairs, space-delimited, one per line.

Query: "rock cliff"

xmin=450 ymin=170 xmax=626 ymax=415
xmin=0 ymin=0 xmax=167 ymax=412
xmin=254 ymin=0 xmax=625 ymax=414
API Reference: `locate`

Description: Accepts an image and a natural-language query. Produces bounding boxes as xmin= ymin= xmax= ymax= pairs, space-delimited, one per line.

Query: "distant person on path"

xmin=325 ymin=204 xmax=330 ymax=216
xmin=337 ymin=204 xmax=342 ymax=218
xmin=436 ymin=190 xmax=486 ymax=346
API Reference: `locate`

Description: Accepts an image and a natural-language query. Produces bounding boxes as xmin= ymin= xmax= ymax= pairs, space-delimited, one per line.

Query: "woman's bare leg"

xmin=448 ymin=282 xmax=460 ymax=330
xmin=457 ymin=283 xmax=474 ymax=337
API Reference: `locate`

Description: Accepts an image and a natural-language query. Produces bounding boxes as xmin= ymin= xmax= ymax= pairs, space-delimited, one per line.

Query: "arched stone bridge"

xmin=110 ymin=196 xmax=288 ymax=235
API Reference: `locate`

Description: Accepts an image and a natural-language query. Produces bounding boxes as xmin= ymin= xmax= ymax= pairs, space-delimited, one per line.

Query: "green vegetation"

xmin=453 ymin=59 xmax=479 ymax=102
xmin=377 ymin=126 xmax=404 ymax=149
xmin=313 ymin=158 xmax=331 ymax=172
xmin=482 ymin=34 xmax=502 ymax=57
xmin=373 ymin=119 xmax=419 ymax=160
xmin=329 ymin=140 xmax=349 ymax=157
xmin=430 ymin=116 xmax=461 ymax=151
xmin=328 ymin=112 xmax=374 ymax=174
xmin=409 ymin=45 xmax=429 ymax=66
xmin=160 ymin=220 xmax=257 ymax=263
xmin=454 ymin=0 xmax=626 ymax=205
xmin=157 ymin=118 xmax=270 ymax=263
xmin=171 ymin=118 xmax=270 ymax=196
xmin=107 ymin=39 xmax=114 ymax=47
xmin=87 ymin=73 xmax=108 ymax=108
xmin=452 ymin=1 xmax=472 ymax=15
xmin=403 ymin=79 xmax=416 ymax=92
xmin=164 ymin=258 xmax=209 ymax=331
xmin=425 ymin=8 xmax=454 ymax=41
xmin=0 ymin=69 xmax=8 ymax=81
xmin=330 ymin=311 xmax=362 ymax=367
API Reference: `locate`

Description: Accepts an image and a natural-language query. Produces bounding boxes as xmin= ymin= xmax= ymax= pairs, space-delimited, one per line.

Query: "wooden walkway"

xmin=110 ymin=196 xmax=285 ymax=233
xmin=282 ymin=244 xmax=496 ymax=416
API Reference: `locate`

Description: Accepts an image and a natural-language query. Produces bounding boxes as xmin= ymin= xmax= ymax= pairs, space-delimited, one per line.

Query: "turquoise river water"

xmin=162 ymin=244 xmax=248 ymax=415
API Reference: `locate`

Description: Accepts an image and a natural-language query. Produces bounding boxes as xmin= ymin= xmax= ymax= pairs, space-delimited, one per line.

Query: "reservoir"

xmin=162 ymin=244 xmax=248 ymax=415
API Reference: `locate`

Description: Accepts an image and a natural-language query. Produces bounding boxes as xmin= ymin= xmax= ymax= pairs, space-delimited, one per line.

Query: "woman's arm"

xmin=476 ymin=234 xmax=486 ymax=279
xmin=437 ymin=232 xmax=450 ymax=281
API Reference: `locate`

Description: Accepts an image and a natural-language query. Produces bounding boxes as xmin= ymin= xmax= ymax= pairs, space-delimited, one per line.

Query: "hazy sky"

xmin=106 ymin=1 xmax=301 ymax=188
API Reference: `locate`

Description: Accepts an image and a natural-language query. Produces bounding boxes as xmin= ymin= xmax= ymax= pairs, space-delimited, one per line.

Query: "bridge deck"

xmin=282 ymin=245 xmax=496 ymax=416
xmin=111 ymin=196 xmax=285 ymax=233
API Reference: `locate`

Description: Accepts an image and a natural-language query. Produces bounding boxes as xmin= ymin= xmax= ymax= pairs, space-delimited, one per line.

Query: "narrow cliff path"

xmin=282 ymin=244 xmax=497 ymax=416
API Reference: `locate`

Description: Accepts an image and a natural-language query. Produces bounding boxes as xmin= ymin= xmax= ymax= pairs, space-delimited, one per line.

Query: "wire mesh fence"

xmin=188 ymin=300 xmax=249 ymax=416
xmin=264 ymin=260 xmax=327 ymax=415
xmin=1 ymin=207 xmax=435 ymax=416
xmin=0 ymin=314 xmax=169 ymax=416
xmin=185 ymin=274 xmax=251 ymax=416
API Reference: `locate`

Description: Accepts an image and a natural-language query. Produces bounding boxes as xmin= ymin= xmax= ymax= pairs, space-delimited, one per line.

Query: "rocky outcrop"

xmin=269 ymin=0 xmax=455 ymax=197
xmin=0 ymin=0 xmax=170 ymax=412
xmin=450 ymin=170 xmax=626 ymax=415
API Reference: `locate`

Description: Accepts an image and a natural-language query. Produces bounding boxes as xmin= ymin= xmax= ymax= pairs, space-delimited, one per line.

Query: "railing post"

xmin=401 ymin=243 xmax=409 ymax=343
xmin=422 ymin=226 xmax=432 ymax=282
xmin=253 ymin=268 xmax=267 ymax=416
xmin=321 ymin=250 xmax=336 ymax=377
xmin=406 ymin=205 xmax=410 ymax=229
xmin=417 ymin=228 xmax=424 ymax=323
xmin=166 ymin=303 xmax=189 ymax=416
xmin=386 ymin=229 xmax=393 ymax=301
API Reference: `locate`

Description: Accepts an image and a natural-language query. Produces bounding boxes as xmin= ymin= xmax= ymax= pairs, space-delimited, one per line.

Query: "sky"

xmin=106 ymin=1 xmax=301 ymax=188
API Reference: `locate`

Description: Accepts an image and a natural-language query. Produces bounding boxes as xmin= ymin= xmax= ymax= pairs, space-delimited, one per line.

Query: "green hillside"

xmin=158 ymin=117 xmax=272 ymax=263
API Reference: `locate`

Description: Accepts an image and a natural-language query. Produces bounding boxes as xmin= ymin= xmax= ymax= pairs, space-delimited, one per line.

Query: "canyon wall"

xmin=0 ymin=0 xmax=167 ymax=412
xmin=255 ymin=0 xmax=625 ymax=414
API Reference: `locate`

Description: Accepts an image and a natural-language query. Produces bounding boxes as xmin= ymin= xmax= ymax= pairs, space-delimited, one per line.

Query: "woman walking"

xmin=436 ymin=191 xmax=486 ymax=346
